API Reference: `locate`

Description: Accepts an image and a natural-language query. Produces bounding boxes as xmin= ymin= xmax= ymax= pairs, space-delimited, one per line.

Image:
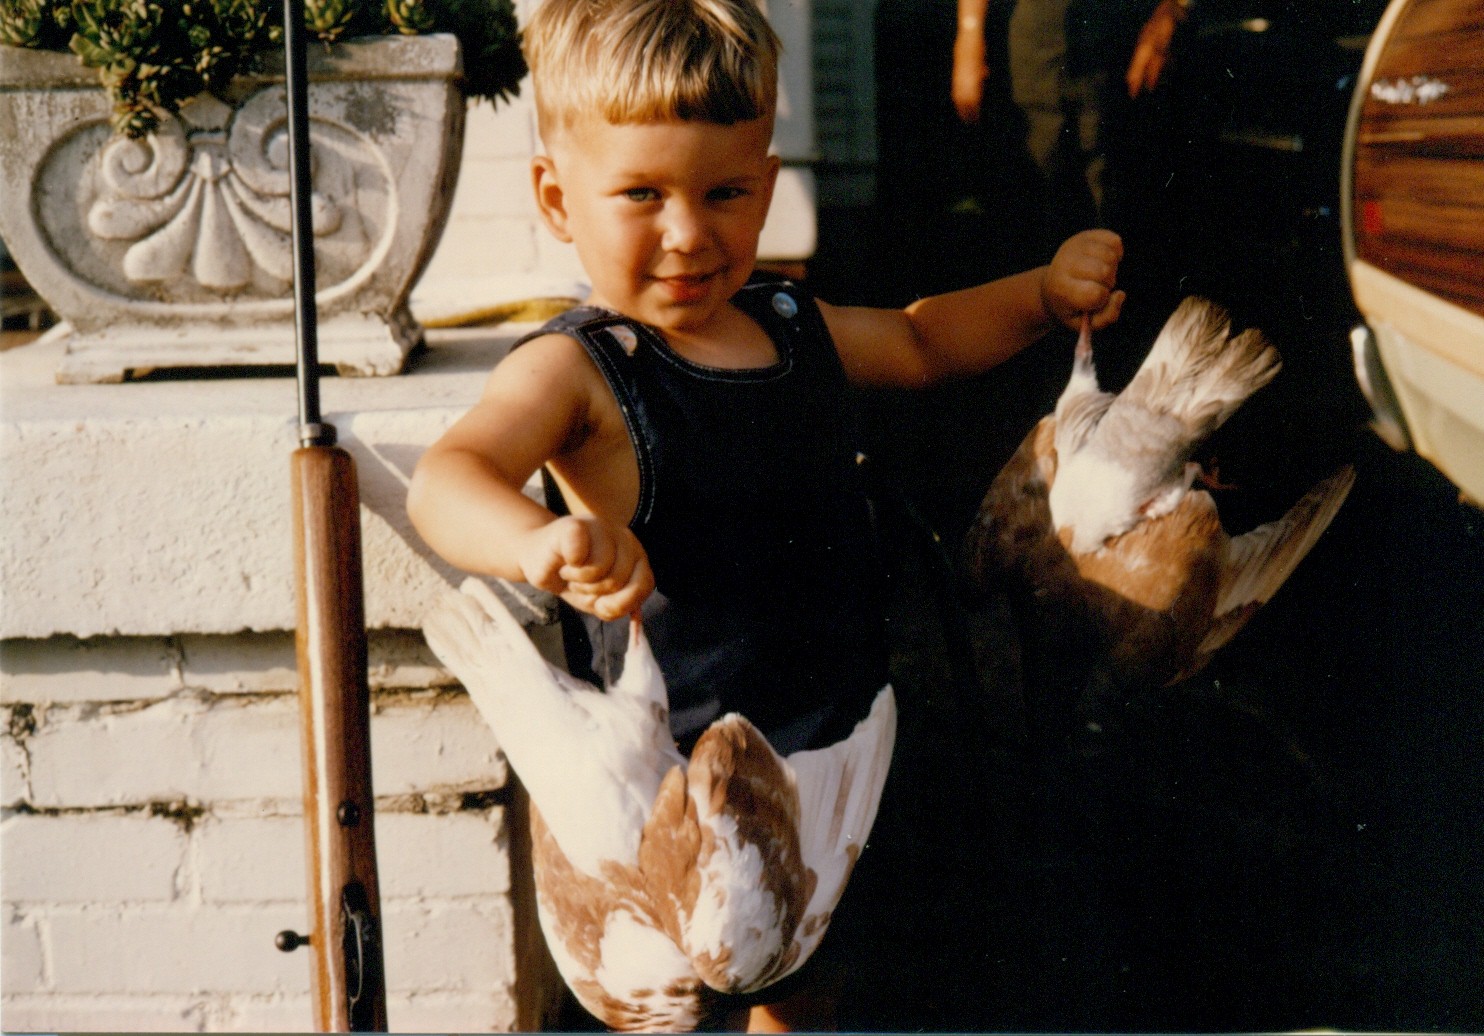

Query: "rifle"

xmin=272 ymin=0 xmax=388 ymax=1028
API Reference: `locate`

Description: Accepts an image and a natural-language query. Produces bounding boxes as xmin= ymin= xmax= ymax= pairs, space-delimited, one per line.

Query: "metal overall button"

xmin=609 ymin=325 xmax=639 ymax=355
xmin=771 ymin=291 xmax=798 ymax=319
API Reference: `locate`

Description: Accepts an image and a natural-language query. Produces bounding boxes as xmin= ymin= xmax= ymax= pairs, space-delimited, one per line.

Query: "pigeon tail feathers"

xmin=1120 ymin=296 xmax=1281 ymax=435
xmin=1053 ymin=298 xmax=1282 ymax=554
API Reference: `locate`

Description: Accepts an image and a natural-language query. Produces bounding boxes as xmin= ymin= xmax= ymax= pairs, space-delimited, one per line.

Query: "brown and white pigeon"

xmin=422 ymin=578 xmax=896 ymax=1032
xmin=966 ymin=297 xmax=1355 ymax=693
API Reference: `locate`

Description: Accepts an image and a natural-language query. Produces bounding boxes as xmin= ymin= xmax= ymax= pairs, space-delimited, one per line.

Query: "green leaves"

xmin=62 ymin=0 xmax=267 ymax=135
xmin=302 ymin=0 xmax=353 ymax=41
xmin=426 ymin=0 xmax=524 ymax=106
xmin=7 ymin=0 xmax=527 ymax=137
xmin=0 ymin=0 xmax=73 ymax=47
xmin=383 ymin=0 xmax=433 ymax=36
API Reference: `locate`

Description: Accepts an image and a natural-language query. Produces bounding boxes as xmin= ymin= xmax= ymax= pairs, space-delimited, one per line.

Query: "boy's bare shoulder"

xmin=815 ymin=297 xmax=919 ymax=388
xmin=480 ymin=328 xmax=622 ymax=454
xmin=485 ymin=329 xmax=602 ymax=401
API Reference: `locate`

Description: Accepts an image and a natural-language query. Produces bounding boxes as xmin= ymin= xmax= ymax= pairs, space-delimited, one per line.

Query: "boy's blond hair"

xmin=523 ymin=0 xmax=780 ymax=136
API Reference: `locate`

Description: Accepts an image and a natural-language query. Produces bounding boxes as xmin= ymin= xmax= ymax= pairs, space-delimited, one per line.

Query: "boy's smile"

xmin=533 ymin=116 xmax=780 ymax=348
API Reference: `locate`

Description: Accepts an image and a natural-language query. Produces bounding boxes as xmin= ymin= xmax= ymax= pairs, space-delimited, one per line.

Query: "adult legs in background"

xmin=1007 ymin=0 xmax=1101 ymax=262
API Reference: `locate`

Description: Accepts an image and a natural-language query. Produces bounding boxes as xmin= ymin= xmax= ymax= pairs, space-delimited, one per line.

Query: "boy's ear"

xmin=762 ymin=152 xmax=782 ymax=211
xmin=531 ymin=155 xmax=574 ymax=243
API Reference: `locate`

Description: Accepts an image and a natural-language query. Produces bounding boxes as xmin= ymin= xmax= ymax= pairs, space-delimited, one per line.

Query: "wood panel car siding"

xmin=1343 ymin=0 xmax=1484 ymax=505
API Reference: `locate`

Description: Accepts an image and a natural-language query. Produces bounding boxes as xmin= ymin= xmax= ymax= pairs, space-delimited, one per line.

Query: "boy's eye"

xmin=709 ymin=186 xmax=747 ymax=202
xmin=623 ymin=187 xmax=659 ymax=202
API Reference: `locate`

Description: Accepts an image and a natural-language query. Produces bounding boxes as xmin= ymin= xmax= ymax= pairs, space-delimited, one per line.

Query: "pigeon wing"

xmin=777 ymin=687 xmax=897 ymax=980
xmin=532 ymin=800 xmax=711 ymax=1034
xmin=678 ymin=714 xmax=808 ymax=995
xmin=1198 ymin=465 xmax=1357 ymax=659
xmin=967 ymin=416 xmax=1058 ymax=588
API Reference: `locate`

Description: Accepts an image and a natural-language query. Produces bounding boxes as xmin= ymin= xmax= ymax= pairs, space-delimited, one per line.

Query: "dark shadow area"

xmin=799 ymin=0 xmax=1484 ymax=1031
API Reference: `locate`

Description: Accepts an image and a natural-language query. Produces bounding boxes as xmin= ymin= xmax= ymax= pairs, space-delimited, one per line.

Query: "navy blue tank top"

xmin=516 ymin=278 xmax=887 ymax=752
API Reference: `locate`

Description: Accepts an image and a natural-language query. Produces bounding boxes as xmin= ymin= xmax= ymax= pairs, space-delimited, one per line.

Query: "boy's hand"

xmin=1041 ymin=229 xmax=1126 ymax=332
xmin=518 ymin=516 xmax=655 ymax=621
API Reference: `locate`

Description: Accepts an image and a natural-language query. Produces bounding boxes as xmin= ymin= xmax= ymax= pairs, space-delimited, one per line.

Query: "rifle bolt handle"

xmin=275 ymin=929 xmax=308 ymax=953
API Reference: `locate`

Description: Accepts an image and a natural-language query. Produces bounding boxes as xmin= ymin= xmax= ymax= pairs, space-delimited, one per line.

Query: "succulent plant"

xmin=383 ymin=0 xmax=433 ymax=35
xmin=0 ymin=0 xmax=525 ymax=137
xmin=0 ymin=0 xmax=74 ymax=48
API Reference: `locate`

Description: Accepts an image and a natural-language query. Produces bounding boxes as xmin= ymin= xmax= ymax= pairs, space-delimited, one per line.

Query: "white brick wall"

xmin=411 ymin=85 xmax=590 ymax=323
xmin=0 ymin=626 xmax=562 ymax=1033
xmin=2 ymin=814 xmax=187 ymax=902
xmin=0 ymin=638 xmax=181 ymax=704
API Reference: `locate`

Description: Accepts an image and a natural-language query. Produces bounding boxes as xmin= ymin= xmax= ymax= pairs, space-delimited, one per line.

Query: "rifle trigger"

xmin=341 ymin=881 xmax=384 ymax=1031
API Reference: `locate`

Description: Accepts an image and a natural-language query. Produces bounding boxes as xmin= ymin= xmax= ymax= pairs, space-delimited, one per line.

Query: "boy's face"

xmin=533 ymin=116 xmax=780 ymax=340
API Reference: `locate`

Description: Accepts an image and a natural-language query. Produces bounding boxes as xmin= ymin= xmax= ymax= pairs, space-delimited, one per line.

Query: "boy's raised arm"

xmin=824 ymin=229 xmax=1125 ymax=389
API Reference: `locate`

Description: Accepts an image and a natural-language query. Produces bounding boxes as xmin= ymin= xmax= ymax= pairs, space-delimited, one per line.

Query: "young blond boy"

xmin=409 ymin=0 xmax=1123 ymax=1028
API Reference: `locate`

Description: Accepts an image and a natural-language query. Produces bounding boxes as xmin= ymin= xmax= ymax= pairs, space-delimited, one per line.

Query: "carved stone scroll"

xmin=0 ymin=35 xmax=465 ymax=381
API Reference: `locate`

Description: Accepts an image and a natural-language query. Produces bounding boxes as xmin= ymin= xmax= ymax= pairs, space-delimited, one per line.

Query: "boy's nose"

xmin=660 ymin=202 xmax=706 ymax=252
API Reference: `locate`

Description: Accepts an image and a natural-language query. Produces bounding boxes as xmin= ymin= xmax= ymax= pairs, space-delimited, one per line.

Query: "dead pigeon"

xmin=966 ymin=297 xmax=1355 ymax=694
xmin=423 ymin=578 xmax=896 ymax=1032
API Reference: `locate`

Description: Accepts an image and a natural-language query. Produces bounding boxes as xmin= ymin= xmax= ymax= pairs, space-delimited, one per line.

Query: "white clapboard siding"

xmin=812 ymin=0 xmax=878 ymax=205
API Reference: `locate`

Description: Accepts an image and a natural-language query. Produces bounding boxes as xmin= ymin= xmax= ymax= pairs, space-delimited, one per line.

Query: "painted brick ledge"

xmin=0 ymin=323 xmax=539 ymax=639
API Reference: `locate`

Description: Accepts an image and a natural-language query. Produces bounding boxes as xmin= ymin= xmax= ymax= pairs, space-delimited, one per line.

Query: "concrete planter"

xmin=0 ymin=35 xmax=466 ymax=382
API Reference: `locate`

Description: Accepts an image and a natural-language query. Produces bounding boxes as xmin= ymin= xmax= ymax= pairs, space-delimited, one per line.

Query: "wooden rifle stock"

xmin=273 ymin=0 xmax=388 ymax=1027
xmin=288 ymin=445 xmax=388 ymax=1031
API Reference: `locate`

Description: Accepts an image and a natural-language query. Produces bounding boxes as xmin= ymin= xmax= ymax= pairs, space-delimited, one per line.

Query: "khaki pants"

xmin=1007 ymin=0 xmax=1106 ymax=215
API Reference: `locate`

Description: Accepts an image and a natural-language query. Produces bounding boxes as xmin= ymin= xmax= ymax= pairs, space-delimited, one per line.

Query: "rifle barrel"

xmin=285 ymin=0 xmax=328 ymax=447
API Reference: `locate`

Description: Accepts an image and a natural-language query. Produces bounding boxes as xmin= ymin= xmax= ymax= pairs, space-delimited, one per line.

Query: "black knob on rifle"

xmin=275 ymin=929 xmax=308 ymax=952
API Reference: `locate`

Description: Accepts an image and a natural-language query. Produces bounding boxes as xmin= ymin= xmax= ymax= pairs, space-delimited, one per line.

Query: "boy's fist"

xmin=1042 ymin=229 xmax=1126 ymax=331
xmin=519 ymin=515 xmax=655 ymax=620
